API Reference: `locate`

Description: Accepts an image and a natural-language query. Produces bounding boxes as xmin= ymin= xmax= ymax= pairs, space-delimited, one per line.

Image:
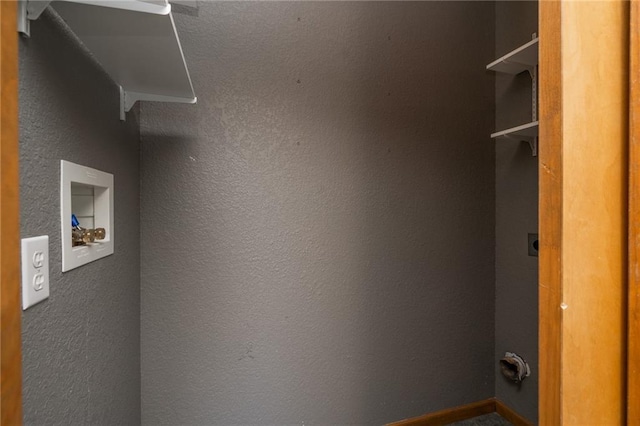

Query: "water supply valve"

xmin=71 ymin=214 xmax=106 ymax=247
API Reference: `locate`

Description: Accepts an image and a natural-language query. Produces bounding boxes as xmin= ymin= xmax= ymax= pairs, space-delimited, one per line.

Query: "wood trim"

xmin=538 ymin=0 xmax=563 ymax=424
xmin=540 ymin=1 xmax=629 ymax=424
xmin=629 ymin=0 xmax=640 ymax=423
xmin=560 ymin=1 xmax=628 ymax=423
xmin=495 ymin=399 xmax=533 ymax=426
xmin=386 ymin=399 xmax=533 ymax=426
xmin=0 ymin=0 xmax=22 ymax=424
xmin=386 ymin=399 xmax=496 ymax=426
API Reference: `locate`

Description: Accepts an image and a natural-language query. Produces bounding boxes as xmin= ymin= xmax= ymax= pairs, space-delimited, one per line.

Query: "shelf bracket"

xmin=528 ymin=33 xmax=538 ymax=123
xmin=527 ymin=137 xmax=537 ymax=157
xmin=119 ymin=86 xmax=198 ymax=121
xmin=18 ymin=0 xmax=52 ymax=36
xmin=528 ymin=66 xmax=537 ymax=122
xmin=503 ymin=135 xmax=537 ymax=157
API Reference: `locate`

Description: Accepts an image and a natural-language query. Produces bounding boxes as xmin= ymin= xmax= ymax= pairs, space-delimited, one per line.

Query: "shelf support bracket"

xmin=120 ymin=86 xmax=129 ymax=121
xmin=18 ymin=0 xmax=52 ymax=36
xmin=526 ymin=66 xmax=537 ymax=156
xmin=120 ymin=86 xmax=198 ymax=121
xmin=527 ymin=137 xmax=538 ymax=157
xmin=503 ymin=135 xmax=537 ymax=157
xmin=528 ymin=66 xmax=537 ymax=122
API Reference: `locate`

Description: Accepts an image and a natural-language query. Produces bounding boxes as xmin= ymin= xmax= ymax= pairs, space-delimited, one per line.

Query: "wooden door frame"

xmin=628 ymin=0 xmax=640 ymax=423
xmin=1 ymin=0 xmax=23 ymax=424
xmin=539 ymin=0 xmax=630 ymax=424
xmin=0 ymin=1 xmax=635 ymax=425
xmin=538 ymin=1 xmax=562 ymax=422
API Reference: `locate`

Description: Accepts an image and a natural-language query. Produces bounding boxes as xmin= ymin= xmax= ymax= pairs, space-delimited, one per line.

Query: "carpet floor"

xmin=448 ymin=412 xmax=513 ymax=425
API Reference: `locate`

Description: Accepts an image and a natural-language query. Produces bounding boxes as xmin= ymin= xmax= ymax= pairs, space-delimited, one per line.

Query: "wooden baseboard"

xmin=387 ymin=398 xmax=532 ymax=426
xmin=495 ymin=399 xmax=534 ymax=426
xmin=386 ymin=399 xmax=496 ymax=426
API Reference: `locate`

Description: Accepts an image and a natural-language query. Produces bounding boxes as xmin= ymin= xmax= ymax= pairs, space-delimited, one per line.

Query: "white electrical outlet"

xmin=21 ymin=235 xmax=50 ymax=310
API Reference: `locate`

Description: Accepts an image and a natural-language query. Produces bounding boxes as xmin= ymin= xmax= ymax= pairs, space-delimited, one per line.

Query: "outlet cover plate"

xmin=22 ymin=235 xmax=50 ymax=309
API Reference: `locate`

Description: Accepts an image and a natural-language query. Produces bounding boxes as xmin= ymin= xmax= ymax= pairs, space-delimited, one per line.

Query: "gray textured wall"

xmin=141 ymin=2 xmax=495 ymax=424
xmin=494 ymin=2 xmax=539 ymax=423
xmin=19 ymin=10 xmax=141 ymax=425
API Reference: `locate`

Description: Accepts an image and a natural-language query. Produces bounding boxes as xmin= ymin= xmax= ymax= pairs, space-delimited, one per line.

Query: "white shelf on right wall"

xmin=488 ymin=36 xmax=539 ymax=156
xmin=487 ymin=37 xmax=539 ymax=75
xmin=491 ymin=121 xmax=539 ymax=140
xmin=491 ymin=121 xmax=539 ymax=156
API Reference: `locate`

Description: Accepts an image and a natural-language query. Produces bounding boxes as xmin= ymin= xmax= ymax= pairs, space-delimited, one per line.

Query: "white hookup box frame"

xmin=60 ymin=160 xmax=114 ymax=272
